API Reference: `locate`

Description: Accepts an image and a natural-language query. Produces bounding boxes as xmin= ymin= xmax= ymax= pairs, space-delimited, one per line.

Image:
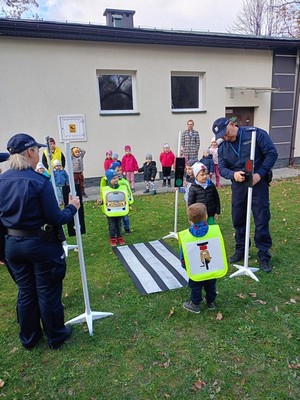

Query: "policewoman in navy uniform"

xmin=0 ymin=152 xmax=14 ymax=279
xmin=0 ymin=133 xmax=80 ymax=349
xmin=212 ymin=118 xmax=278 ymax=273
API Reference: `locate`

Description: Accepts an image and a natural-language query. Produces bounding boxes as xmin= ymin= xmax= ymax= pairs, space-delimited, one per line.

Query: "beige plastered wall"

xmin=0 ymin=36 xmax=286 ymax=177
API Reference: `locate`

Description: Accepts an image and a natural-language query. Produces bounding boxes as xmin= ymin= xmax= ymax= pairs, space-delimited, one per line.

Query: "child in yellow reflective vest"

xmin=178 ymin=203 xmax=228 ymax=313
xmin=99 ymin=169 xmax=128 ymax=247
xmin=107 ymin=161 xmax=134 ymax=234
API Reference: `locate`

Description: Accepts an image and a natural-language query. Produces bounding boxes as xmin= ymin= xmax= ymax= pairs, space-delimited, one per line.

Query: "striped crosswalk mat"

xmin=113 ymin=240 xmax=188 ymax=295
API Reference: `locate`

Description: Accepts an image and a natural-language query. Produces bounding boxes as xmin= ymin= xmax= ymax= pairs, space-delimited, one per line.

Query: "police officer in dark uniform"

xmin=0 ymin=152 xmax=14 ymax=279
xmin=212 ymin=118 xmax=278 ymax=273
xmin=0 ymin=133 xmax=80 ymax=349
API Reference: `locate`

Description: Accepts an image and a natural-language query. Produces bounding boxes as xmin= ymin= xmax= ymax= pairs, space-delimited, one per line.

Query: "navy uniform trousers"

xmin=231 ymin=178 xmax=272 ymax=262
xmin=5 ymin=235 xmax=67 ymax=349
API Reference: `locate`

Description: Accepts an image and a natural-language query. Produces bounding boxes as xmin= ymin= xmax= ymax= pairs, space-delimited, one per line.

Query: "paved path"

xmin=83 ymin=167 xmax=300 ymax=202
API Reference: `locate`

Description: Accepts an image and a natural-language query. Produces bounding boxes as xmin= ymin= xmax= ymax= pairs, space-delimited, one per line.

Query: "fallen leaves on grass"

xmin=237 ymin=293 xmax=246 ymax=299
xmin=288 ymin=363 xmax=300 ymax=369
xmin=0 ymin=379 xmax=5 ymax=388
xmin=153 ymin=352 xmax=171 ymax=368
xmin=256 ymin=300 xmax=267 ymax=305
xmin=168 ymin=307 xmax=174 ymax=317
xmin=131 ymin=333 xmax=138 ymax=342
xmin=216 ymin=312 xmax=223 ymax=320
xmin=191 ymin=380 xmax=206 ymax=391
xmin=285 ymin=298 xmax=297 ymax=304
xmin=160 ymin=358 xmax=171 ymax=368
xmin=10 ymin=347 xmax=18 ymax=354
xmin=249 ymin=292 xmax=257 ymax=298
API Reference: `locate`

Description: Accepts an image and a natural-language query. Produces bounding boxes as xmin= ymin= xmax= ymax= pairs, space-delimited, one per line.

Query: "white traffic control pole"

xmin=64 ymin=141 xmax=113 ymax=335
xmin=163 ymin=131 xmax=182 ymax=240
xmin=229 ymin=129 xmax=260 ymax=282
xmin=44 ymin=136 xmax=77 ymax=256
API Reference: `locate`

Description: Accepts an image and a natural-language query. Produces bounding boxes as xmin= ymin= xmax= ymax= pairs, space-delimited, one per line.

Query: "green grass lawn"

xmin=0 ymin=178 xmax=299 ymax=399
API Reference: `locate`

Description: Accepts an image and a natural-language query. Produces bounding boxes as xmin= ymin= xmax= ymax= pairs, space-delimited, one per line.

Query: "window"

xmin=112 ymin=14 xmax=123 ymax=28
xmin=171 ymin=73 xmax=203 ymax=112
xmin=98 ymin=72 xmax=137 ymax=114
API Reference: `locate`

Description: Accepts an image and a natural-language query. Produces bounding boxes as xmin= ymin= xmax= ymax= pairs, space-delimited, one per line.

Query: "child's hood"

xmin=189 ymin=221 xmax=209 ymax=237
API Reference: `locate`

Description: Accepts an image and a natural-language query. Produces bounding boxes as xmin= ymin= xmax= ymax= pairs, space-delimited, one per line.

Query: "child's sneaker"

xmin=151 ymin=190 xmax=157 ymax=195
xmin=162 ymin=181 xmax=166 ymax=187
xmin=206 ymin=301 xmax=216 ymax=310
xmin=183 ymin=301 xmax=200 ymax=314
xmin=109 ymin=238 xmax=117 ymax=247
xmin=125 ymin=229 xmax=131 ymax=235
xmin=143 ymin=189 xmax=149 ymax=193
xmin=117 ymin=237 xmax=125 ymax=246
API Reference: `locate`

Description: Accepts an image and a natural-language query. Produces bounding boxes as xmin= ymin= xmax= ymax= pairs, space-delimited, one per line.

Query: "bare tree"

xmin=0 ymin=0 xmax=39 ymax=18
xmin=228 ymin=0 xmax=300 ymax=37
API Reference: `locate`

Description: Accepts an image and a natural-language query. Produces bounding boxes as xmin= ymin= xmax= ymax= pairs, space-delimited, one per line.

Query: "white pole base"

xmin=162 ymin=232 xmax=178 ymax=240
xmin=66 ymin=311 xmax=114 ymax=336
xmin=230 ymin=264 xmax=260 ymax=282
xmin=63 ymin=241 xmax=78 ymax=257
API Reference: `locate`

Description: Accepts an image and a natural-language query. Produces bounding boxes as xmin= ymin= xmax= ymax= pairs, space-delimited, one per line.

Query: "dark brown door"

xmin=225 ymin=107 xmax=254 ymax=126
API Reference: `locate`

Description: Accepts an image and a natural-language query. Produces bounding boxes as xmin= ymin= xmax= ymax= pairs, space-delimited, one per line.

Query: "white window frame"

xmin=112 ymin=14 xmax=123 ymax=28
xmin=97 ymin=70 xmax=138 ymax=115
xmin=171 ymin=71 xmax=204 ymax=113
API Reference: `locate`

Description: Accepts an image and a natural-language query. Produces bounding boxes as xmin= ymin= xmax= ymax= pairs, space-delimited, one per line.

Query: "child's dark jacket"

xmin=200 ymin=155 xmax=215 ymax=174
xmin=188 ymin=180 xmax=220 ymax=217
xmin=138 ymin=161 xmax=157 ymax=181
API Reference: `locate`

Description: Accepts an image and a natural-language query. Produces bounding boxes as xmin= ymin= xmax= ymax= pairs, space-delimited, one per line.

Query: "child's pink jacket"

xmin=104 ymin=158 xmax=113 ymax=171
xmin=121 ymin=154 xmax=139 ymax=172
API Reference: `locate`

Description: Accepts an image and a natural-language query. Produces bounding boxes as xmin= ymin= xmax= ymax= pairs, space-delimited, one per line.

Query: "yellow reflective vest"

xmin=43 ymin=147 xmax=64 ymax=172
xmin=100 ymin=184 xmax=129 ymax=217
xmin=100 ymin=176 xmax=134 ymax=205
xmin=178 ymin=225 xmax=228 ymax=281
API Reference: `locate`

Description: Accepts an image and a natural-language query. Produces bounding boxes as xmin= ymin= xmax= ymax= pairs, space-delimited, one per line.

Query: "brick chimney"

xmin=103 ymin=9 xmax=135 ymax=28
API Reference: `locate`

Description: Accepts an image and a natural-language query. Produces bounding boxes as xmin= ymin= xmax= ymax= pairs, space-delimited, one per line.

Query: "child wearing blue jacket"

xmin=200 ymin=149 xmax=214 ymax=180
xmin=180 ymin=203 xmax=218 ymax=313
xmin=53 ymin=159 xmax=69 ymax=205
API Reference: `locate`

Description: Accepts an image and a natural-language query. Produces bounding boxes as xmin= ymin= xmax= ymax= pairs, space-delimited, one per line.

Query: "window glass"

xmin=98 ymin=74 xmax=133 ymax=111
xmin=171 ymin=76 xmax=200 ymax=110
xmin=112 ymin=17 xmax=122 ymax=28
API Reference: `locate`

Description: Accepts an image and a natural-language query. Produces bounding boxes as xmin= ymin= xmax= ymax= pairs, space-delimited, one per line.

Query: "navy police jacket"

xmin=218 ymin=126 xmax=278 ymax=181
xmin=0 ymin=167 xmax=77 ymax=230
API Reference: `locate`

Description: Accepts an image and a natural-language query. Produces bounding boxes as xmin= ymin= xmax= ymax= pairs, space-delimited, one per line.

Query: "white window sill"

xmin=171 ymin=109 xmax=207 ymax=114
xmin=100 ymin=111 xmax=140 ymax=116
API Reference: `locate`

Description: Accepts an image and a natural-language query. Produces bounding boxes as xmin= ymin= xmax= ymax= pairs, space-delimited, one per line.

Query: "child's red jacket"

xmin=121 ymin=154 xmax=139 ymax=172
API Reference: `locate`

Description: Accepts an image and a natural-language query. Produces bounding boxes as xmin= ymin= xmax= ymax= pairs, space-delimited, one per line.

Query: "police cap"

xmin=7 ymin=133 xmax=46 ymax=155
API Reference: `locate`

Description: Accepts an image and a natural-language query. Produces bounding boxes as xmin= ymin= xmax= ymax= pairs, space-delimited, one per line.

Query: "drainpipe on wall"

xmin=289 ymin=54 xmax=300 ymax=166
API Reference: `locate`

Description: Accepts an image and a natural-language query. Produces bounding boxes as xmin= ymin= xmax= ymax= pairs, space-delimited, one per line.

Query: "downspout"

xmin=289 ymin=51 xmax=300 ymax=166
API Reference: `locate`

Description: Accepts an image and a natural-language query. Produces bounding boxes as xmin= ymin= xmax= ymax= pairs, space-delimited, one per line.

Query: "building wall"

xmin=0 ymin=36 xmax=288 ymax=177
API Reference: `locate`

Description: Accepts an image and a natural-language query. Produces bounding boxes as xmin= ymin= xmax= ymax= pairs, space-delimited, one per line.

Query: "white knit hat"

xmin=192 ymin=162 xmax=207 ymax=177
xmin=36 ymin=162 xmax=45 ymax=169
xmin=52 ymin=159 xmax=61 ymax=167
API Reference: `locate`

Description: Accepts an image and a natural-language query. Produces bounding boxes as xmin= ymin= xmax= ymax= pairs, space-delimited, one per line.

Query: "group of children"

xmin=100 ymin=139 xmax=226 ymax=315
xmin=36 ymin=142 xmax=86 ymax=205
xmin=35 ymin=137 xmax=224 ymax=315
xmin=103 ymin=143 xmax=177 ymax=194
